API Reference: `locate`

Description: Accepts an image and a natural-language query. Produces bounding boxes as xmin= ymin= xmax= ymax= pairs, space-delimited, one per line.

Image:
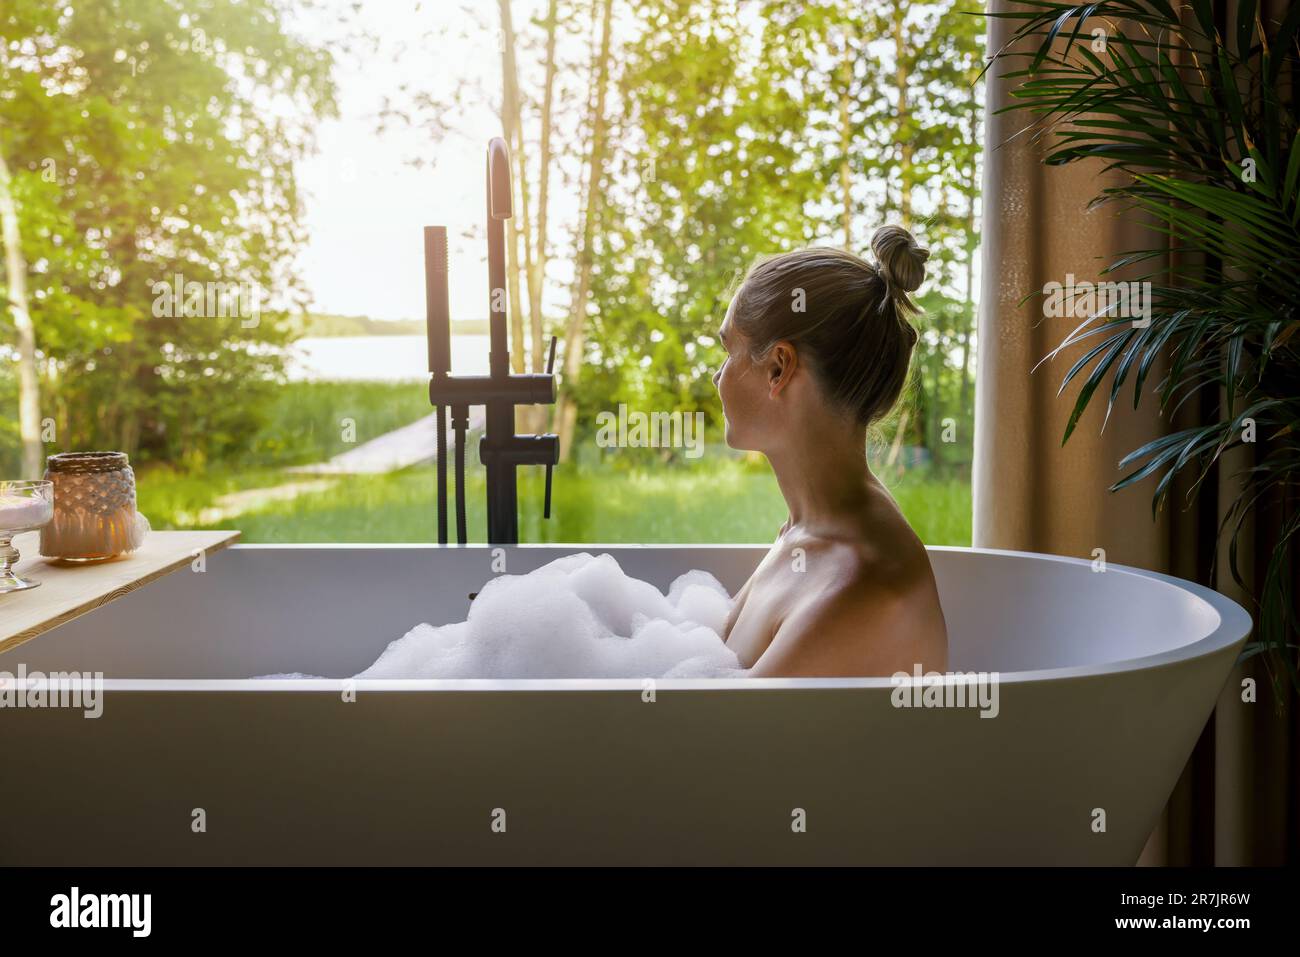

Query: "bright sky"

xmin=293 ymin=0 xmax=552 ymax=323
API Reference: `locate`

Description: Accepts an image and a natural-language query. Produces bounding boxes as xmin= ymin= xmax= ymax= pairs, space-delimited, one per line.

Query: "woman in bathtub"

xmin=714 ymin=225 xmax=949 ymax=677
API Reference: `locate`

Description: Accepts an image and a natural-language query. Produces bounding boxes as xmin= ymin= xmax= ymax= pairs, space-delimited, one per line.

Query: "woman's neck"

xmin=765 ymin=417 xmax=875 ymax=537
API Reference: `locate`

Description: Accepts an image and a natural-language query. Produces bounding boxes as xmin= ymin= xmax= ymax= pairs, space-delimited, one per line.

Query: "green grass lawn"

xmin=41 ymin=378 xmax=968 ymax=545
xmin=242 ymin=379 xmax=434 ymax=467
xmin=137 ymin=456 xmax=971 ymax=545
xmin=8 ymin=375 xmax=971 ymax=543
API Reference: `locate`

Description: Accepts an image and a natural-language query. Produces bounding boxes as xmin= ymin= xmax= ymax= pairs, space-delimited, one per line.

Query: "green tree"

xmin=574 ymin=0 xmax=824 ymax=455
xmin=574 ymin=0 xmax=982 ymax=475
xmin=0 ymin=0 xmax=338 ymax=471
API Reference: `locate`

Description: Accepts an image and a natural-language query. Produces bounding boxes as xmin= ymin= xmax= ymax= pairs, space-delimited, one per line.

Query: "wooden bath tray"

xmin=0 ymin=529 xmax=239 ymax=654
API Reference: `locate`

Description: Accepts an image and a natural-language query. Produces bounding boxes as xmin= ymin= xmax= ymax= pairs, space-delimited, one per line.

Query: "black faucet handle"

xmin=537 ymin=428 xmax=559 ymax=521
xmin=545 ymin=335 xmax=557 ymax=375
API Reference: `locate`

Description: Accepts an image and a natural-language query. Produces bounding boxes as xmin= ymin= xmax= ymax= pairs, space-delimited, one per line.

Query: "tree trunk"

xmin=885 ymin=408 xmax=910 ymax=472
xmin=893 ymin=13 xmax=912 ymax=224
xmin=530 ymin=0 xmax=560 ymax=376
xmin=957 ymin=86 xmax=978 ymax=416
xmin=511 ymin=121 xmax=543 ymax=433
xmin=555 ymin=0 xmax=614 ymax=462
xmin=514 ymin=121 xmax=535 ymax=366
xmin=497 ymin=0 xmax=528 ymax=379
xmin=837 ymin=30 xmax=854 ymax=250
xmin=499 ymin=0 xmax=560 ymax=434
xmin=0 ymin=149 xmax=42 ymax=479
xmin=515 ymin=0 xmax=561 ymax=433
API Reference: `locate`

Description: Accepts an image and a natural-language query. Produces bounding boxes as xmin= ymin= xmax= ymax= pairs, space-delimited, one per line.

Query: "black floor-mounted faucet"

xmin=425 ymin=137 xmax=559 ymax=545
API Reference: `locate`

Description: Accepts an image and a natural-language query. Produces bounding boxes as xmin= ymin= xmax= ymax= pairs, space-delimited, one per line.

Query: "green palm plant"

xmin=986 ymin=1 xmax=1300 ymax=692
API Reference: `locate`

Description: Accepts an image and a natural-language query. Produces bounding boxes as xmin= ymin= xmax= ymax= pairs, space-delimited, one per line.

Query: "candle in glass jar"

xmin=39 ymin=451 xmax=149 ymax=561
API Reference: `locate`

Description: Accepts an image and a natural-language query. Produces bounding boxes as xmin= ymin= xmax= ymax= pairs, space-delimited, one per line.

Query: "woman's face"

xmin=713 ymin=297 xmax=772 ymax=452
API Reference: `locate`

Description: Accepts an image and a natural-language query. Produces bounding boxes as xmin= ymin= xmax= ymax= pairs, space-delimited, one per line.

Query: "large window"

xmin=1 ymin=0 xmax=981 ymax=545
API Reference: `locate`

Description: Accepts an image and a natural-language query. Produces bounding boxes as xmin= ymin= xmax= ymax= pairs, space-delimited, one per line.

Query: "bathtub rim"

xmin=34 ymin=542 xmax=1251 ymax=693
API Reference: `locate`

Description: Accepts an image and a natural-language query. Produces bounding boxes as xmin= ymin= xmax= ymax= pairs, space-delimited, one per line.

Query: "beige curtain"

xmin=976 ymin=0 xmax=1297 ymax=865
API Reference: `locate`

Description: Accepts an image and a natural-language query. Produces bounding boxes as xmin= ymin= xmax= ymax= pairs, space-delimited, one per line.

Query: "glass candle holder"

xmin=39 ymin=452 xmax=150 ymax=563
xmin=0 ymin=479 xmax=55 ymax=593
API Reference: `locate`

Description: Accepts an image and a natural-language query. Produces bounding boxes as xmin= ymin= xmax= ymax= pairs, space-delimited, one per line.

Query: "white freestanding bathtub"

xmin=0 ymin=544 xmax=1249 ymax=865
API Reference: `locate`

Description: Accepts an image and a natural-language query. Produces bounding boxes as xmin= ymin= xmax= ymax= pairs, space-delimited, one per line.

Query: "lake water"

xmin=286 ymin=335 xmax=491 ymax=381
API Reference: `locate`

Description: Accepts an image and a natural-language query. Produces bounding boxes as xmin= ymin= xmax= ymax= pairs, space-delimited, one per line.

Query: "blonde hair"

xmin=730 ymin=224 xmax=929 ymax=425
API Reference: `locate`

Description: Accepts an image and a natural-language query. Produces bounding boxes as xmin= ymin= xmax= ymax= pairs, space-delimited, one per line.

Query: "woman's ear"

xmin=767 ymin=340 xmax=798 ymax=398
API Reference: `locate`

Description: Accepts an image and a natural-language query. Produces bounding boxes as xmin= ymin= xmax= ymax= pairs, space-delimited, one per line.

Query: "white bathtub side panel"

xmin=0 ymin=644 xmax=1238 ymax=866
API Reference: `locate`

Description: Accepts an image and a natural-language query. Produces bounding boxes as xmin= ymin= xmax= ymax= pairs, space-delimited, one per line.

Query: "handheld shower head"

xmin=424 ymin=225 xmax=450 ymax=378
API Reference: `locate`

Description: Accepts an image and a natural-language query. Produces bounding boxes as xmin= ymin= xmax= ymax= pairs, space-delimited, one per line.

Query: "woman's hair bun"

xmin=870 ymin=224 xmax=929 ymax=294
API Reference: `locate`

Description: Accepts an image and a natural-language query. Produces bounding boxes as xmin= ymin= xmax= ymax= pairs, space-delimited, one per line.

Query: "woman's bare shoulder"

xmin=749 ymin=540 xmax=941 ymax=674
xmin=749 ymin=591 xmax=907 ymax=677
xmin=787 ymin=512 xmax=932 ymax=596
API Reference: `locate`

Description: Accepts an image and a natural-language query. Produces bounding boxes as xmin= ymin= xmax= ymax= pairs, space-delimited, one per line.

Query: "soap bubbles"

xmin=355 ymin=552 xmax=745 ymax=679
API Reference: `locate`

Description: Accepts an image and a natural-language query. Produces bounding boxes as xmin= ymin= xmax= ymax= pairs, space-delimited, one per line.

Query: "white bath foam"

xmin=353 ymin=552 xmax=746 ymax=680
